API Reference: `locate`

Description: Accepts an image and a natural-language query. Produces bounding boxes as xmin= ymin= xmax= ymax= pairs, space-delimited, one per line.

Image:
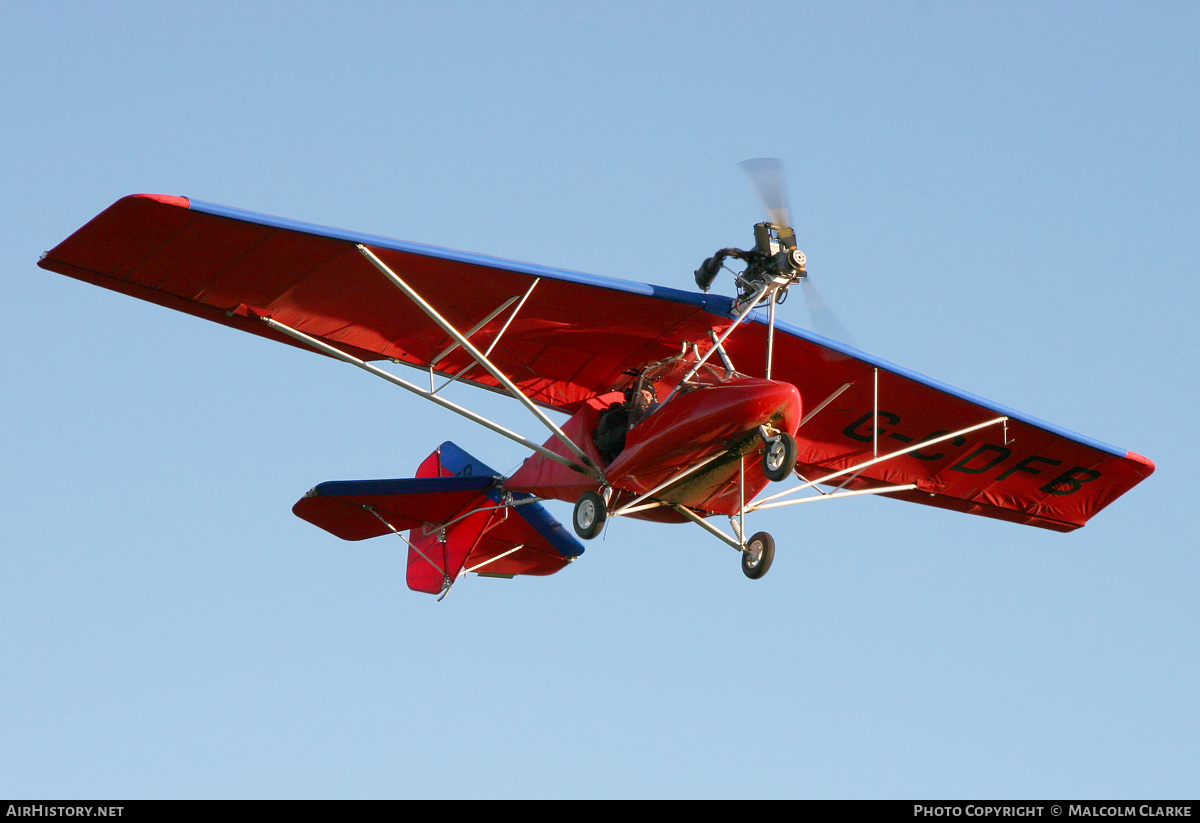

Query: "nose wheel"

xmin=573 ymin=490 xmax=607 ymax=539
xmin=762 ymin=431 xmax=798 ymax=481
xmin=741 ymin=531 xmax=775 ymax=579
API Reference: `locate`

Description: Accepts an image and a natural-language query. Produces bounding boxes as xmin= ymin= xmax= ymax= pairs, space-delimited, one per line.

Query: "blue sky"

xmin=2 ymin=1 xmax=1197 ymax=798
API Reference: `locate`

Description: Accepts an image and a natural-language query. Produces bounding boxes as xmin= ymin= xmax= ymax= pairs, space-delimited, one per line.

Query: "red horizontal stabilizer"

xmin=292 ymin=476 xmax=497 ymax=541
xmin=411 ymin=442 xmax=584 ymax=587
xmin=294 ymin=442 xmax=583 ymax=595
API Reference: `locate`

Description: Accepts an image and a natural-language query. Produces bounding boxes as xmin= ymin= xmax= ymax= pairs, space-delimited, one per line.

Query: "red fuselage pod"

xmin=605 ymin=377 xmax=802 ymax=516
xmin=506 ymin=379 xmax=802 ymax=520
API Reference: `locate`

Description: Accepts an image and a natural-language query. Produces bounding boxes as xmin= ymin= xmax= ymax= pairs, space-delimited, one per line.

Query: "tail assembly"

xmin=292 ymin=442 xmax=584 ymax=596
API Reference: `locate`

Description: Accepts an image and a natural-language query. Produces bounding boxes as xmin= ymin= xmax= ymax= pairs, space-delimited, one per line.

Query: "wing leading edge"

xmin=39 ymin=194 xmax=1153 ymax=532
xmin=39 ymin=193 xmax=732 ymax=414
xmin=719 ymin=297 xmax=1154 ymax=532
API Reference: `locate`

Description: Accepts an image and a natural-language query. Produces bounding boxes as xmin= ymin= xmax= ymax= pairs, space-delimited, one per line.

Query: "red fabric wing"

xmin=39 ymin=194 xmax=724 ymax=413
xmin=720 ymin=322 xmax=1154 ymax=531
xmin=41 ymin=194 xmax=1153 ymax=533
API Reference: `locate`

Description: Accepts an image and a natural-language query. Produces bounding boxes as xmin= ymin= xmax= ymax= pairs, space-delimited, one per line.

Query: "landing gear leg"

xmin=573 ymin=490 xmax=607 ymax=540
xmin=741 ymin=531 xmax=775 ymax=579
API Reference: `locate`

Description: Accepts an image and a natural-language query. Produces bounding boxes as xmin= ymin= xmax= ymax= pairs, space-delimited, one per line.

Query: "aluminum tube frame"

xmin=418 ymin=495 xmax=546 ymax=537
xmin=671 ymin=282 xmax=771 ymax=395
xmin=671 ymin=504 xmax=743 ymax=550
xmin=363 ymin=505 xmax=444 ymax=577
xmin=766 ymin=296 xmax=777 ymax=379
xmin=431 ymin=294 xmax=520 ymax=367
xmin=874 ymin=367 xmax=879 ymax=458
xmin=432 ymin=279 xmax=540 ymax=395
xmin=357 ymin=245 xmax=604 ymax=479
xmin=259 ymin=316 xmax=597 ymax=478
xmin=364 ymin=505 xmax=458 ymax=601
xmin=798 ymin=382 xmax=853 ymax=429
xmin=793 ymin=471 xmax=829 ymax=496
xmin=708 ymin=329 xmax=736 ymax=374
xmin=482 ymin=279 xmax=539 ymax=361
xmin=748 ymin=416 xmax=1008 ymax=510
xmin=749 ymin=483 xmax=918 ymax=512
xmin=464 ymin=545 xmax=525 ymax=574
xmin=613 ymin=500 xmax=668 ymax=515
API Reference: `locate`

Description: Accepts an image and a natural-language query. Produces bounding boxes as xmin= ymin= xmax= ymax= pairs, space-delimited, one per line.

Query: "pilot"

xmin=626 ymin=384 xmax=660 ymax=428
xmin=594 ymin=397 xmax=630 ymax=464
xmin=593 ymin=382 xmax=661 ymax=464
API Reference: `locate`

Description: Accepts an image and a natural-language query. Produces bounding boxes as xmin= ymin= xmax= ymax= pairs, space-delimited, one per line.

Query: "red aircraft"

xmin=39 ymin=165 xmax=1154 ymax=598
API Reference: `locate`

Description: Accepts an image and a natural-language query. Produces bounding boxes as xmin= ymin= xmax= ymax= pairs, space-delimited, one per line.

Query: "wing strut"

xmin=430 ymin=278 xmax=541 ymax=395
xmin=749 ymin=484 xmax=919 ymax=512
xmin=747 ymin=416 xmax=1008 ymax=512
xmin=357 ymin=245 xmax=605 ymax=481
xmin=430 ymin=295 xmax=521 ymax=368
xmin=256 ymin=315 xmax=598 ymax=478
xmin=798 ymin=382 xmax=854 ymax=429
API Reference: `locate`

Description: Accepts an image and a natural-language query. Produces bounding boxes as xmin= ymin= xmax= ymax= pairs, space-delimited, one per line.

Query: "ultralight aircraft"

xmin=38 ymin=161 xmax=1155 ymax=598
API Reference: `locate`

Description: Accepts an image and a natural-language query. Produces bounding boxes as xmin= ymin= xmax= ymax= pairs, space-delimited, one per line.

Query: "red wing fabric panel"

xmin=39 ymin=194 xmax=731 ymax=414
xmin=719 ymin=319 xmax=1154 ymax=532
xmin=42 ymin=195 xmax=1153 ymax=531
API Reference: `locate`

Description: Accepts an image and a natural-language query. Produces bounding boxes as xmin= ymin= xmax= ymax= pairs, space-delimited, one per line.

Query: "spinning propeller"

xmin=694 ymin=158 xmax=855 ymax=347
xmin=738 ymin=157 xmax=795 ymax=243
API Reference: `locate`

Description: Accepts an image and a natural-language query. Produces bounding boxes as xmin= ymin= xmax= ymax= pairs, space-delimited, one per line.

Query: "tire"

xmin=762 ymin=432 xmax=798 ymax=481
xmin=573 ymin=490 xmax=607 ymax=540
xmin=741 ymin=531 xmax=775 ymax=580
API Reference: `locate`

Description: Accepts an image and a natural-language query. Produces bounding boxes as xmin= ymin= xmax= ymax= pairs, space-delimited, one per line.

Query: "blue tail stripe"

xmin=436 ymin=441 xmax=585 ymax=558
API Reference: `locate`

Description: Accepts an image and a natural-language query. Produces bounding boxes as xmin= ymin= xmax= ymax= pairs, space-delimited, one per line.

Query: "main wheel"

xmin=762 ymin=432 xmax=798 ymax=481
xmin=573 ymin=490 xmax=607 ymax=540
xmin=741 ymin=531 xmax=775 ymax=580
